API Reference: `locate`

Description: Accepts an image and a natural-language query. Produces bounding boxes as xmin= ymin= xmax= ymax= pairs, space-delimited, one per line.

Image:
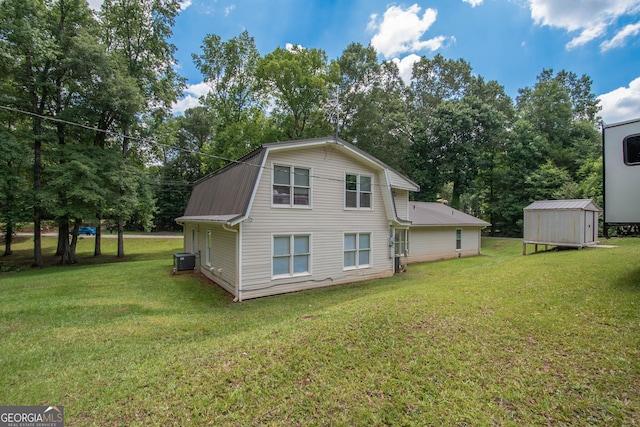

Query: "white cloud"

xmin=285 ymin=43 xmax=304 ymax=51
xmin=598 ymin=77 xmax=640 ymax=124
xmin=224 ymin=5 xmax=235 ymax=16
xmin=463 ymin=0 xmax=483 ymax=6
xmin=392 ymin=54 xmax=422 ymax=84
xmin=600 ymin=21 xmax=640 ymax=51
xmin=180 ymin=0 xmax=192 ymax=11
xmin=369 ymin=4 xmax=448 ymax=58
xmin=87 ymin=0 xmax=102 ymax=11
xmin=529 ymin=0 xmax=640 ymax=49
xmin=171 ymin=82 xmax=212 ymax=115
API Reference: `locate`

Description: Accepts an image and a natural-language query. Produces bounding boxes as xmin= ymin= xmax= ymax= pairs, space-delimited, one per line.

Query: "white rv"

xmin=602 ymin=117 xmax=640 ymax=235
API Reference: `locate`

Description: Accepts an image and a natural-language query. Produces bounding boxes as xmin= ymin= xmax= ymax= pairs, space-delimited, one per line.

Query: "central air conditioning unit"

xmin=173 ymin=253 xmax=196 ymax=272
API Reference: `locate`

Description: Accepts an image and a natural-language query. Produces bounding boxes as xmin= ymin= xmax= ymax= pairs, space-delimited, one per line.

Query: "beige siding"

xmin=408 ymin=227 xmax=482 ymax=263
xmin=183 ymin=222 xmax=238 ymax=296
xmin=393 ymin=189 xmax=410 ymax=221
xmin=240 ymin=145 xmax=394 ymax=300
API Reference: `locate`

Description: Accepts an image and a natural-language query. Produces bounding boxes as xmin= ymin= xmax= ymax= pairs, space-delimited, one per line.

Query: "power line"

xmin=0 ymin=103 xmax=398 ymax=190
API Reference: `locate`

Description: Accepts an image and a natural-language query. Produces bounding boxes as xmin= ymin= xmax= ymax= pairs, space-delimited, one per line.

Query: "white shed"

xmin=522 ymin=199 xmax=601 ymax=255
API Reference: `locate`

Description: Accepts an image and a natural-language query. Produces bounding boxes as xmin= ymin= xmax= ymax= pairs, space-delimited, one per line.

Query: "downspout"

xmin=222 ymin=223 xmax=241 ymax=302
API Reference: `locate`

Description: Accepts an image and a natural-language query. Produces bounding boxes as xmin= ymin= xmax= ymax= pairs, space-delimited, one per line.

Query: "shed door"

xmin=585 ymin=212 xmax=595 ymax=243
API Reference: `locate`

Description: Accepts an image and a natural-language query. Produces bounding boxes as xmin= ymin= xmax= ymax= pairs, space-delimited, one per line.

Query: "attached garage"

xmin=522 ymin=199 xmax=601 ymax=255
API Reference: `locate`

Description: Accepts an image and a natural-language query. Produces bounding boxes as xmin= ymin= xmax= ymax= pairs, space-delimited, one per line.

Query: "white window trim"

xmin=395 ymin=229 xmax=410 ymax=256
xmin=343 ymin=232 xmax=372 ymax=270
xmin=271 ymin=233 xmax=313 ymax=279
xmin=344 ymin=173 xmax=373 ymax=210
xmin=271 ymin=162 xmax=312 ymax=209
xmin=456 ymin=228 xmax=462 ymax=251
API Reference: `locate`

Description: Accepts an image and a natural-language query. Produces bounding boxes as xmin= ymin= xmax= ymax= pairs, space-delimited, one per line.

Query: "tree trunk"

xmin=68 ymin=218 xmax=80 ymax=263
xmin=3 ymin=224 xmax=13 ymax=256
xmin=56 ymin=224 xmax=65 ymax=256
xmin=33 ymin=135 xmax=43 ymax=267
xmin=58 ymin=220 xmax=71 ymax=265
xmin=94 ymin=215 xmax=102 ymax=256
xmin=117 ymin=217 xmax=125 ymax=258
xmin=451 ymin=181 xmax=461 ymax=210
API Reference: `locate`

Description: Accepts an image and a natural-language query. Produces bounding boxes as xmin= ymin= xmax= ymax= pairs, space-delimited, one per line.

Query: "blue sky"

xmin=92 ymin=0 xmax=640 ymax=123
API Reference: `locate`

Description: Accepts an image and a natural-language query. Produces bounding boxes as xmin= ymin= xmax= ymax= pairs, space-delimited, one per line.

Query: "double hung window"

xmin=345 ymin=173 xmax=372 ymax=209
xmin=273 ymin=165 xmax=310 ymax=206
xmin=344 ymin=233 xmax=371 ymax=269
xmin=456 ymin=229 xmax=462 ymax=250
xmin=273 ymin=234 xmax=311 ymax=277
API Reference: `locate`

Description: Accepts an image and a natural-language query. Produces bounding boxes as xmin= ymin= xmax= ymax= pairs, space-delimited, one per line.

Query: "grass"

xmin=1 ymin=236 xmax=639 ymax=426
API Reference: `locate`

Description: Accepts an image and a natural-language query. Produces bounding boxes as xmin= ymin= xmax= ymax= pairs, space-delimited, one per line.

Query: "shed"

xmin=522 ymin=199 xmax=601 ymax=255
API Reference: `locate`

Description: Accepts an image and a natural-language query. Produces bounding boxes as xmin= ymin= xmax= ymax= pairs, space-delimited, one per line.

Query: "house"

xmin=602 ymin=117 xmax=640 ymax=235
xmin=522 ymin=199 xmax=601 ymax=255
xmin=405 ymin=202 xmax=490 ymax=264
xmin=176 ymin=136 xmax=419 ymax=301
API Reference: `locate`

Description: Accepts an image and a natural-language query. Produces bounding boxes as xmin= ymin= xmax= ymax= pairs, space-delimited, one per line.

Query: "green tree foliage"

xmin=193 ymin=31 xmax=271 ymax=172
xmin=336 ymin=44 xmax=410 ymax=172
xmin=256 ymin=45 xmax=339 ymax=139
xmin=98 ymin=0 xmax=183 ymax=257
xmin=0 ymin=129 xmax=31 ymax=256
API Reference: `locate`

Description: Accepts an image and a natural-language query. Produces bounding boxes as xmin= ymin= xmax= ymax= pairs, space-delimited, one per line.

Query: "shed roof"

xmin=408 ymin=202 xmax=490 ymax=227
xmin=524 ymin=199 xmax=601 ymax=211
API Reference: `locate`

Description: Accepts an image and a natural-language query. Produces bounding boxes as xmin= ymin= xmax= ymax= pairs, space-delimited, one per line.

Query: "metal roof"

xmin=182 ymin=148 xmax=266 ymax=222
xmin=524 ymin=199 xmax=601 ymax=211
xmin=408 ymin=202 xmax=490 ymax=227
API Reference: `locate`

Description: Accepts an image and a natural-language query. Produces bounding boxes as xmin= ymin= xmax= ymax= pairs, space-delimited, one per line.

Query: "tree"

xmin=0 ymin=0 xmax=105 ymax=266
xmin=406 ymin=99 xmax=480 ymax=208
xmin=0 ymin=129 xmax=32 ymax=256
xmin=410 ymin=54 xmax=473 ymax=111
xmin=256 ymin=45 xmax=339 ymax=139
xmin=43 ymin=145 xmax=105 ymax=264
xmin=467 ymin=77 xmax=514 ymax=232
xmin=336 ymin=44 xmax=411 ymax=172
xmin=0 ymin=0 xmax=56 ymax=266
xmin=99 ymin=0 xmax=184 ymax=257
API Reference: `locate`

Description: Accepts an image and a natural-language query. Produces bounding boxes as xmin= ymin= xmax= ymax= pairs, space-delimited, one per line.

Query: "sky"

xmin=91 ymin=0 xmax=640 ymax=124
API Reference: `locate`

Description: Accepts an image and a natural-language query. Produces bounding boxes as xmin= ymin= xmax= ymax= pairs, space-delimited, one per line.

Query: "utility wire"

xmin=0 ymin=103 xmax=398 ymax=190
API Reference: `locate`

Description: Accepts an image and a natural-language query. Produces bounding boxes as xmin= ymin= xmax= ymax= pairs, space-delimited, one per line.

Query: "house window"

xmin=456 ymin=229 xmax=462 ymax=250
xmin=345 ymin=173 xmax=372 ymax=209
xmin=273 ymin=234 xmax=311 ymax=277
xmin=273 ymin=165 xmax=311 ymax=206
xmin=190 ymin=228 xmax=196 ymax=254
xmin=344 ymin=232 xmax=371 ymax=269
xmin=624 ymin=135 xmax=640 ymax=165
xmin=395 ymin=229 xmax=409 ymax=256
xmin=206 ymin=231 xmax=212 ymax=266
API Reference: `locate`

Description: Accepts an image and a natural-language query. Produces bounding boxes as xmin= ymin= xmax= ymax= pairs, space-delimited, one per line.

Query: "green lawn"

xmin=1 ymin=236 xmax=639 ymax=426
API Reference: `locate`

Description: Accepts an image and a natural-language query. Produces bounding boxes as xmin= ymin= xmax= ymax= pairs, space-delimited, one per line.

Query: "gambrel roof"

xmin=176 ymin=136 xmax=419 ymax=226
